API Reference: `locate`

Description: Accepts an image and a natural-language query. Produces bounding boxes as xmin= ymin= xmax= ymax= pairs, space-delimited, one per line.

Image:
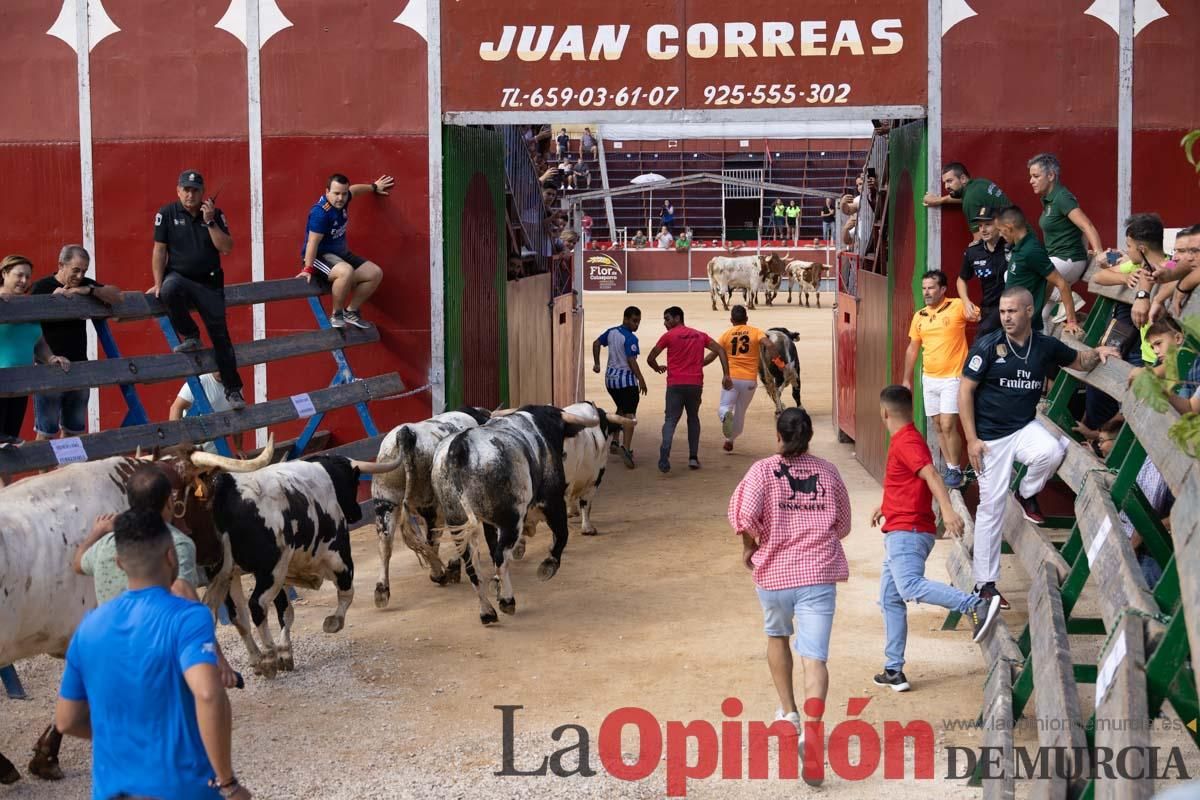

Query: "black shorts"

xmin=606 ymin=385 xmax=640 ymax=416
xmin=312 ymin=251 xmax=368 ymax=275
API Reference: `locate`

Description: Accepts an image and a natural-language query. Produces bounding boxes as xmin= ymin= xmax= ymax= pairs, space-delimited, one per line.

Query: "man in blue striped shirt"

xmin=592 ymin=306 xmax=648 ymax=468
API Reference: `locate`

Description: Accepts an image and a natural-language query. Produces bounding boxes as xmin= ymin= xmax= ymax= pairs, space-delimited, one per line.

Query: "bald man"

xmin=958 ymin=287 xmax=1118 ymax=610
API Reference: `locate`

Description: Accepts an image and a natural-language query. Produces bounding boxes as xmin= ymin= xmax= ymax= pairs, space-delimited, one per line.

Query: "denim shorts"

xmin=34 ymin=389 xmax=88 ymax=435
xmin=755 ymin=583 xmax=837 ymax=661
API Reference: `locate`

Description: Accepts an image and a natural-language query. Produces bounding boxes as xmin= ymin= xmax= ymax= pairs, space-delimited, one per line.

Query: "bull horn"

xmin=351 ymin=457 xmax=403 ymax=475
xmin=189 ymin=434 xmax=275 ymax=472
xmin=606 ymin=414 xmax=637 ymax=427
xmin=561 ymin=411 xmax=600 ymax=427
xmin=492 ymin=408 xmax=520 ymax=417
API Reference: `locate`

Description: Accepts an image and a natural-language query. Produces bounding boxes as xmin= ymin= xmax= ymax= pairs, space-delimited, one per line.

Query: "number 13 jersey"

xmin=719 ymin=325 xmax=767 ymax=381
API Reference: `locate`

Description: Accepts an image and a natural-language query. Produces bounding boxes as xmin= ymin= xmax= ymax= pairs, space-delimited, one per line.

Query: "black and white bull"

xmin=370 ymin=407 xmax=491 ymax=608
xmin=759 ymin=327 xmax=802 ymax=414
xmin=431 ymin=405 xmax=598 ymax=624
xmin=203 ymin=453 xmax=400 ymax=677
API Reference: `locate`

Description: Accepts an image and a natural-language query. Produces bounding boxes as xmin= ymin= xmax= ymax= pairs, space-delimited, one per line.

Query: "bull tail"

xmin=446 ymin=433 xmax=472 ymax=472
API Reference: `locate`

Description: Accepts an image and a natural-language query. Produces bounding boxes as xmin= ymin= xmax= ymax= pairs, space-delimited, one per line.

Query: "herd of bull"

xmin=0 ymin=400 xmax=631 ymax=688
xmin=707 ymin=253 xmax=825 ymax=311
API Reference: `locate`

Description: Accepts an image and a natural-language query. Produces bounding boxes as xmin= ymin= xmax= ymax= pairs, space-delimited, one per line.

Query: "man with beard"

xmin=924 ymin=162 xmax=1012 ymax=240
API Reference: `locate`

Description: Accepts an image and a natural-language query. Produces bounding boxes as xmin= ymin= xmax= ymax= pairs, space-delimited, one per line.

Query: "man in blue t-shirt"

xmin=592 ymin=305 xmax=648 ymax=468
xmin=297 ymin=172 xmax=394 ymax=330
xmin=55 ymin=509 xmax=251 ymax=800
xmin=958 ymin=286 xmax=1118 ymax=611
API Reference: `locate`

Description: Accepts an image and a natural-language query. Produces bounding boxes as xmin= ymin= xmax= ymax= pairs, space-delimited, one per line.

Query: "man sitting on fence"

xmin=298 ymin=172 xmax=393 ymax=330
xmin=151 ymin=170 xmax=245 ymax=411
xmin=958 ymin=287 xmax=1119 ymax=610
xmin=30 ymin=245 xmax=121 ymax=440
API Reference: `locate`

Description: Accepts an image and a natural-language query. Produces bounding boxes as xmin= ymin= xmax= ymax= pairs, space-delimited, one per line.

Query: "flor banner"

xmin=441 ymin=0 xmax=927 ymax=113
xmin=582 ymin=250 xmax=628 ymax=292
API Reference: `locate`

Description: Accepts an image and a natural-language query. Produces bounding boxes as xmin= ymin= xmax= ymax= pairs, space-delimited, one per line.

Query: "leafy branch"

xmin=1185 ymin=130 xmax=1200 ymax=182
xmin=1128 ymin=314 xmax=1200 ymax=458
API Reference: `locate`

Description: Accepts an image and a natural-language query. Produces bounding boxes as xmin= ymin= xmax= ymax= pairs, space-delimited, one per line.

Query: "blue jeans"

xmin=34 ymin=388 xmax=89 ymax=435
xmin=0 ymin=664 xmax=25 ymax=699
xmin=880 ymin=531 xmax=979 ymax=672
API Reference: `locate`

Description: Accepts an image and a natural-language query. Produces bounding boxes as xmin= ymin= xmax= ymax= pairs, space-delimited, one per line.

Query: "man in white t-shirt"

xmin=169 ymin=372 xmax=247 ymax=454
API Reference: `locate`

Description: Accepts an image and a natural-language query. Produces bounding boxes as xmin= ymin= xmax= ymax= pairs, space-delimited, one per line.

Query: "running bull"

xmin=759 ymin=327 xmax=802 ymax=414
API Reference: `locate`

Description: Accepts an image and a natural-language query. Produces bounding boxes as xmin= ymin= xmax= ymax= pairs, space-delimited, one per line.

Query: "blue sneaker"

xmin=943 ymin=466 xmax=964 ymax=489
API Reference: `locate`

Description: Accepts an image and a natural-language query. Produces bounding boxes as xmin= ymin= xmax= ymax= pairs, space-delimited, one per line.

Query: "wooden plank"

xmin=243 ymin=431 xmax=331 ymax=463
xmin=1167 ymin=469 xmax=1200 ymax=709
xmin=506 ymin=273 xmax=552 ymax=406
xmin=1028 ymin=563 xmax=1089 ymax=800
xmin=1037 ymin=412 xmax=1111 ymax=495
xmin=306 ymin=434 xmax=387 ymax=463
xmin=1087 ymin=278 xmax=1137 ymax=307
xmin=0 ymin=374 xmax=403 ymax=473
xmin=1002 ymin=495 xmax=1071 ymax=584
xmin=0 ymin=326 xmax=378 ymax=398
xmin=0 ymin=278 xmax=325 ymax=324
xmin=552 ymin=295 xmax=582 ymax=407
xmin=1094 ymin=616 xmax=1152 ymax=800
xmin=1059 ymin=337 xmax=1134 ymax=400
xmin=1075 ymin=480 xmax=1165 ymax=648
xmin=981 ymin=664 xmax=1015 ymax=800
xmin=1119 ymin=395 xmax=1197 ymax=498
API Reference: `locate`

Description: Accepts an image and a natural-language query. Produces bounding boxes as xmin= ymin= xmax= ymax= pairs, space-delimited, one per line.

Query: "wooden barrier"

xmin=982 ymin=664 xmax=1016 ymax=800
xmin=506 ymin=273 xmax=553 ymax=406
xmin=1000 ymin=496 xmax=1071 ymax=585
xmin=1094 ymin=617 xmax=1152 ymax=800
xmin=552 ymin=293 xmax=583 ymax=407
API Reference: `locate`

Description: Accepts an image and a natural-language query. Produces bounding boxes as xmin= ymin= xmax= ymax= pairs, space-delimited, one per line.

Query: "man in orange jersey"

xmin=709 ymin=305 xmax=780 ymax=453
xmin=901 ymin=271 xmax=978 ymax=488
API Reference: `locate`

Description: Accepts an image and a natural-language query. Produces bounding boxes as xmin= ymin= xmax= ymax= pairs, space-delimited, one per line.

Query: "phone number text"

xmin=497 ymin=83 xmax=852 ymax=109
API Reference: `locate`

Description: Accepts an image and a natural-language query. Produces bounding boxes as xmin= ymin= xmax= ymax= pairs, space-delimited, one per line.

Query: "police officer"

xmin=956 ymin=207 xmax=1009 ymax=339
xmin=149 ymin=170 xmax=244 ymax=410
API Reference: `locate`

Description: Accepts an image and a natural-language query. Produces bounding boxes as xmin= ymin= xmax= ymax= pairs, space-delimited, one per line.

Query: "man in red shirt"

xmin=646 ymin=306 xmax=732 ymax=473
xmin=869 ymin=385 xmax=1000 ymax=692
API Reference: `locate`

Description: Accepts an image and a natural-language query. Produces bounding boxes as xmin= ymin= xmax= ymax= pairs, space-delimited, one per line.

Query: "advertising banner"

xmin=582 ymin=250 xmax=629 ymax=292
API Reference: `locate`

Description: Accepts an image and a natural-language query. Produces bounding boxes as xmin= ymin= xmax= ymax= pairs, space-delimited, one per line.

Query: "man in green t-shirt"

xmin=772 ymin=200 xmax=786 ymax=239
xmin=924 ymin=162 xmax=1012 ymax=238
xmin=995 ymin=207 xmax=1082 ymax=336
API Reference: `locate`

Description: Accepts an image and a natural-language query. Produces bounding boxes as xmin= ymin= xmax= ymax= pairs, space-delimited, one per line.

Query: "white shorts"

xmin=922 ymin=374 xmax=960 ymax=416
xmin=1049 ymin=256 xmax=1088 ymax=286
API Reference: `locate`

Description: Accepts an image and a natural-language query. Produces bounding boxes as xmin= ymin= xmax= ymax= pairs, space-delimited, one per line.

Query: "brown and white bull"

xmin=785 ymin=260 xmax=823 ymax=307
xmin=708 ymin=252 xmax=790 ymax=311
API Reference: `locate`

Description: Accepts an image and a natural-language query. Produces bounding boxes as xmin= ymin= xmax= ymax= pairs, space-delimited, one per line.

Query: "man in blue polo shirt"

xmin=592 ymin=305 xmax=648 ymax=468
xmin=297 ymin=172 xmax=394 ymax=329
xmin=55 ymin=509 xmax=251 ymax=800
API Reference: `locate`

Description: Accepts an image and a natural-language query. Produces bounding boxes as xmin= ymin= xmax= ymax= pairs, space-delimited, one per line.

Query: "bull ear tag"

xmin=192 ymin=478 xmax=208 ymax=499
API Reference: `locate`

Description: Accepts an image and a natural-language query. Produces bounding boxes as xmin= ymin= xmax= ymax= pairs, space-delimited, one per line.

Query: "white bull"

xmin=557 ymin=401 xmax=634 ymax=536
xmin=785 ymin=260 xmax=823 ymax=307
xmin=708 ymin=255 xmax=782 ymax=311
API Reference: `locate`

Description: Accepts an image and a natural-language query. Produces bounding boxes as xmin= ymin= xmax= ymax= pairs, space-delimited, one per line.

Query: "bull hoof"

xmin=279 ymin=653 xmax=295 ymax=672
xmin=568 ymin=507 xmax=580 ymax=519
xmin=430 ymin=571 xmax=451 ymax=586
xmin=480 ymin=610 xmax=499 ymax=625
xmin=445 ymin=561 xmax=463 ymax=584
xmin=582 ymin=526 xmax=598 ymax=536
xmin=498 ymin=597 xmax=517 ymax=615
xmin=537 ymin=558 xmax=560 ymax=581
xmin=513 ymin=538 xmax=527 ymax=560
xmin=323 ymin=614 xmax=345 ymax=634
xmin=374 ymin=584 xmax=391 ymax=608
xmin=0 ymin=754 xmax=18 ymax=785
xmin=27 ymin=754 xmax=61 ymax=782
xmin=256 ymin=658 xmax=278 ymax=680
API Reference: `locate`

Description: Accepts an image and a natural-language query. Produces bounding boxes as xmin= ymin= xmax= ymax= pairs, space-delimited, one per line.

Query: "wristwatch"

xmin=205 ymin=219 xmax=217 ymax=227
xmin=1135 ymin=290 xmax=1150 ymax=300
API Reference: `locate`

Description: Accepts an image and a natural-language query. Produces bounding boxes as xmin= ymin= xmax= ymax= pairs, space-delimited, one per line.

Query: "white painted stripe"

xmin=76 ymin=0 xmax=99 ymax=432
xmin=427 ymin=0 xmax=445 ymax=413
xmin=926 ymin=0 xmax=942 ymax=274
xmin=1116 ymin=0 xmax=1133 ymax=239
xmin=246 ymin=0 xmax=268 ymax=448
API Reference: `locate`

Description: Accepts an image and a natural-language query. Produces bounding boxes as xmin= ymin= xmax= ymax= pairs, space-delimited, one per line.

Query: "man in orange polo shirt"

xmin=901 ymin=270 xmax=979 ymax=488
xmin=710 ymin=305 xmax=780 ymax=452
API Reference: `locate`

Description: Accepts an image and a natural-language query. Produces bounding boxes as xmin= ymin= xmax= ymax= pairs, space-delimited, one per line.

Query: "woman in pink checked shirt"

xmin=728 ymin=408 xmax=851 ymax=742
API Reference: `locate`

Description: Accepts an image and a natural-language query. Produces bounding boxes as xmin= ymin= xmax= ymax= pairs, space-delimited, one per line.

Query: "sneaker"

xmin=225 ymin=389 xmax=247 ymax=411
xmin=621 ymin=448 xmax=635 ymax=469
xmin=342 ymin=308 xmax=370 ymax=329
xmin=774 ymin=709 xmax=803 ymax=744
xmin=942 ymin=466 xmax=964 ymax=489
xmin=1052 ymin=291 xmax=1087 ymax=325
xmin=658 ymin=457 xmax=670 ymax=474
xmin=967 ymin=594 xmax=1003 ymax=643
xmin=688 ymin=458 xmax=701 ymax=470
xmin=172 ymin=336 xmax=202 ymax=353
xmin=1016 ymin=492 xmax=1046 ymax=525
xmin=721 ymin=411 xmax=735 ymax=439
xmin=0 ymin=434 xmax=23 ymax=449
xmin=873 ymin=669 xmax=911 ymax=692
xmin=978 ymin=582 xmax=1011 ymax=611
xmin=329 ymin=310 xmax=346 ymax=328
xmin=723 ymin=440 xmax=733 ymax=452
xmin=610 ymin=440 xmax=621 ymax=455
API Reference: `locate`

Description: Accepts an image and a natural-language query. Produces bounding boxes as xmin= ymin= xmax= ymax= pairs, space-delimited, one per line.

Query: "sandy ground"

xmin=3 ymin=291 xmax=1195 ymax=798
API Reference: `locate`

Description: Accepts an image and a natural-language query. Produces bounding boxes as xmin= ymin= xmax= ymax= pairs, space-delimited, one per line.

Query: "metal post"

xmin=595 ymin=135 xmax=617 ymax=242
xmin=926 ymin=0 xmax=943 ymax=273
xmin=1117 ymin=0 xmax=1134 ymax=237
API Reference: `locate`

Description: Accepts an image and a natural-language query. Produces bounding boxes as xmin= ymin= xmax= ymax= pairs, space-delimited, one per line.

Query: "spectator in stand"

xmin=298 ymin=172 xmax=393 ymax=330
xmin=556 ymin=128 xmax=570 ymax=160
xmin=169 ymin=373 xmax=248 ymax=455
xmin=151 ymin=170 xmax=245 ymax=410
xmin=561 ymin=161 xmax=576 ymax=191
xmin=646 ymin=306 xmax=732 ymax=473
xmin=675 ymin=228 xmax=693 ymax=252
xmin=580 ymin=127 xmax=598 ymax=160
xmin=661 ymin=200 xmax=675 ymax=233
xmin=539 ymin=164 xmax=563 ymax=191
xmin=727 ymin=407 xmax=849 ymax=786
xmin=656 ymin=226 xmax=674 ymax=250
xmin=1095 ymin=418 xmax=1169 ymax=588
xmin=901 ymin=270 xmax=978 ymax=488
xmin=772 ymin=199 xmax=786 ymax=239
xmin=996 ymin=206 xmax=1082 ymax=335
xmin=819 ymin=198 xmax=836 ymax=242
xmin=1149 ymin=223 xmax=1200 ymax=320
xmin=711 ymin=305 xmax=779 ymax=453
xmin=871 ymin=385 xmax=1000 ymax=693
xmin=581 ymin=214 xmax=593 ymax=246
xmin=54 ymin=508 xmax=252 ymax=800
xmin=29 ymin=246 xmax=121 ymax=441
xmin=593 ymin=305 xmax=648 ymax=469
xmin=924 ymin=162 xmax=1012 ymax=239
xmin=575 ymin=159 xmax=592 ymax=190
xmin=0 ymin=255 xmax=71 ymax=450
xmin=1129 ymin=316 xmax=1200 ymax=415
xmin=1028 ymin=153 xmax=1102 ymax=330
xmin=841 ymin=214 xmax=859 ymax=248
xmin=957 ymin=208 xmax=1009 ymax=338
xmin=632 ymin=230 xmax=648 ymax=248
xmin=786 ymin=200 xmax=800 ymax=242
xmin=959 ymin=287 xmax=1118 ymax=609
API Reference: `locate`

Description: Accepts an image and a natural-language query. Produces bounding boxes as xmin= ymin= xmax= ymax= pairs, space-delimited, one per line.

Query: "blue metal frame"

xmin=155 ymin=318 xmax=233 ymax=456
xmin=93 ymin=319 xmax=150 ymax=427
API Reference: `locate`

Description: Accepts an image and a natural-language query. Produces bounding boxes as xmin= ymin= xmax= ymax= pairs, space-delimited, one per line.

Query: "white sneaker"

xmin=1052 ymin=291 xmax=1087 ymax=324
xmin=774 ymin=709 xmax=804 ymax=747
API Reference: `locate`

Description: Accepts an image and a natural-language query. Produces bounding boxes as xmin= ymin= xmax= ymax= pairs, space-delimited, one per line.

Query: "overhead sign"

xmin=441 ymin=1 xmax=927 ymax=113
xmin=582 ymin=250 xmax=628 ymax=292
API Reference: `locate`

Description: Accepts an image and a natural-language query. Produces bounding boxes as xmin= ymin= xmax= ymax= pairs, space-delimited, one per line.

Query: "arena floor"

xmin=7 ymin=290 xmax=1184 ymax=798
